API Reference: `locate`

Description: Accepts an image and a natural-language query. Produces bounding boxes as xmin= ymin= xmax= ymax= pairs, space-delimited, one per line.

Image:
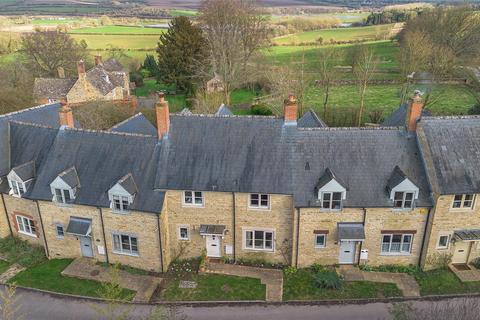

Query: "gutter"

xmin=232 ymin=192 xmax=236 ymax=261
xmin=295 ymin=208 xmax=300 ymax=268
xmin=419 ymin=207 xmax=432 ymax=268
xmin=97 ymin=207 xmax=109 ymax=264
xmin=156 ymin=214 xmax=164 ymax=273
xmin=0 ymin=194 xmax=13 ymax=236
xmin=357 ymin=207 xmax=367 ymax=265
xmin=35 ymin=200 xmax=49 ymax=258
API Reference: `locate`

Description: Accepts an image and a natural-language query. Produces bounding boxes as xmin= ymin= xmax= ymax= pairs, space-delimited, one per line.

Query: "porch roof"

xmin=338 ymin=223 xmax=365 ymax=241
xmin=454 ymin=229 xmax=480 ymax=241
xmin=66 ymin=217 xmax=92 ymax=236
xmin=199 ymin=224 xmax=225 ymax=235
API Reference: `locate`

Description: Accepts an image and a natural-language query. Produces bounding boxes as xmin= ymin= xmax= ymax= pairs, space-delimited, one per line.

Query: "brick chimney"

xmin=406 ymin=90 xmax=424 ymax=132
xmin=284 ymin=94 xmax=298 ymax=125
xmin=155 ymin=92 xmax=170 ymax=139
xmin=94 ymin=55 xmax=103 ymax=66
xmin=59 ymin=103 xmax=74 ymax=128
xmin=57 ymin=66 xmax=65 ymax=79
xmin=77 ymin=60 xmax=86 ymax=79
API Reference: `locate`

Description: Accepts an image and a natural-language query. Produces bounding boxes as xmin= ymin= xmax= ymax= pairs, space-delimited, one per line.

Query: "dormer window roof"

xmin=315 ymin=168 xmax=347 ymax=210
xmin=58 ymin=167 xmax=81 ymax=189
xmin=386 ymin=166 xmax=419 ymax=209
xmin=7 ymin=161 xmax=36 ymax=197
xmin=50 ymin=167 xmax=80 ymax=204
xmin=108 ymin=174 xmax=137 ymax=213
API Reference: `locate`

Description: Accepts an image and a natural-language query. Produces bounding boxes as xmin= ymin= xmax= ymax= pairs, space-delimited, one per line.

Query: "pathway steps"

xmin=0 ymin=263 xmax=26 ymax=284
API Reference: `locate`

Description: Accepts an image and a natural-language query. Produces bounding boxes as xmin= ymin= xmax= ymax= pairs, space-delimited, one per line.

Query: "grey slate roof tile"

xmin=315 ymin=168 xmax=345 ymax=192
xmin=382 ymin=104 xmax=431 ymax=127
xmin=110 ymin=113 xmax=156 ymax=136
xmin=386 ymin=165 xmax=408 ymax=194
xmin=298 ymin=110 xmax=327 ymax=128
xmin=11 ymin=161 xmax=36 ymax=182
xmin=58 ymin=167 xmax=80 ymax=189
xmin=33 ymin=78 xmax=77 ymax=99
xmin=215 ymin=104 xmax=233 ymax=116
xmin=118 ymin=173 xmax=138 ymax=195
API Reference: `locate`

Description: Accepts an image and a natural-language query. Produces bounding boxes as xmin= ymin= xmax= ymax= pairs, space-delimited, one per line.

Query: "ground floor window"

xmin=178 ymin=226 xmax=189 ymax=240
xmin=55 ymin=224 xmax=64 ymax=239
xmin=381 ymin=234 xmax=412 ymax=254
xmin=112 ymin=233 xmax=138 ymax=256
xmin=16 ymin=215 xmax=36 ymax=237
xmin=245 ymin=230 xmax=274 ymax=251
xmin=437 ymin=234 xmax=450 ymax=249
xmin=314 ymin=234 xmax=326 ymax=248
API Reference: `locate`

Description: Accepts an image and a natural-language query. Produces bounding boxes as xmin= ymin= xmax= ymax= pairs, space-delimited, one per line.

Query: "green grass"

xmin=32 ymin=18 xmax=82 ymax=25
xmin=271 ymin=12 xmax=369 ymax=24
xmin=283 ymin=269 xmax=402 ymax=300
xmin=415 ymin=269 xmax=480 ymax=296
xmin=71 ymin=34 xmax=159 ymax=50
xmin=135 ymin=79 xmax=186 ymax=111
xmin=0 ymin=236 xmax=47 ymax=268
xmin=230 ymin=88 xmax=259 ymax=105
xmin=273 ymin=24 xmax=395 ymax=45
xmin=161 ymin=274 xmax=266 ymax=301
xmin=9 ymin=259 xmax=135 ymax=300
xmin=70 ymin=25 xmax=166 ymax=35
xmin=0 ymin=260 xmax=11 ymax=274
xmin=168 ymin=9 xmax=198 ymax=17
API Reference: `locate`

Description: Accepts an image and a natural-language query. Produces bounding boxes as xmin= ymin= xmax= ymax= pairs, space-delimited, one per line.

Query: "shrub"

xmin=359 ymin=264 xmax=421 ymax=275
xmin=310 ymin=263 xmax=327 ymax=274
xmin=250 ymin=103 xmax=273 ymax=115
xmin=0 ymin=236 xmax=46 ymax=267
xmin=233 ymin=257 xmax=284 ymax=269
xmin=283 ymin=266 xmax=298 ymax=276
xmin=472 ymin=257 xmax=480 ymax=270
xmin=468 ymin=103 xmax=480 ymax=115
xmin=314 ymin=270 xmax=343 ymax=290
xmin=168 ymin=257 xmax=201 ymax=278
xmin=129 ymin=71 xmax=144 ymax=87
xmin=425 ymin=252 xmax=453 ymax=270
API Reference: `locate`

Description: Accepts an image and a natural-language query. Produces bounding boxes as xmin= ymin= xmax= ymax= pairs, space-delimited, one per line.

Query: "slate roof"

xmin=386 ymin=165 xmax=408 ymax=194
xmin=178 ymin=108 xmax=193 ymax=115
xmin=417 ymin=116 xmax=480 ymax=195
xmin=58 ymin=167 xmax=80 ymax=189
xmin=315 ymin=168 xmax=345 ymax=192
xmin=110 ymin=113 xmax=157 ymax=136
xmin=86 ymin=66 xmax=125 ymax=96
xmin=298 ymin=110 xmax=327 ymax=128
xmin=102 ymin=58 xmax=125 ymax=72
xmin=33 ymin=78 xmax=77 ymax=100
xmin=215 ymin=104 xmax=233 ymax=116
xmin=118 ymin=173 xmax=138 ymax=195
xmin=293 ymin=128 xmax=432 ymax=207
xmin=382 ymin=104 xmax=431 ymax=127
xmin=11 ymin=161 xmax=36 ymax=182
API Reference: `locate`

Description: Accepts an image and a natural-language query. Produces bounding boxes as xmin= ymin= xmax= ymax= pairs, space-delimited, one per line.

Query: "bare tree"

xmin=352 ymin=45 xmax=377 ymax=127
xmin=315 ymin=47 xmax=341 ymax=119
xmin=199 ymin=0 xmax=269 ymax=104
xmin=0 ymin=61 xmax=34 ymax=115
xmin=72 ymin=102 xmax=134 ymax=130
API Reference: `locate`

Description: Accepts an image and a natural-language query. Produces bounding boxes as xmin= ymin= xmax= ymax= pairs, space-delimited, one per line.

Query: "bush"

xmin=314 ymin=270 xmax=344 ymax=290
xmin=283 ymin=266 xmax=298 ymax=276
xmin=129 ymin=71 xmax=144 ymax=87
xmin=250 ymin=103 xmax=273 ymax=116
xmin=310 ymin=263 xmax=327 ymax=274
xmin=472 ymin=258 xmax=480 ymax=270
xmin=233 ymin=257 xmax=284 ymax=269
xmin=359 ymin=264 xmax=421 ymax=275
xmin=425 ymin=252 xmax=453 ymax=270
xmin=0 ymin=236 xmax=46 ymax=267
xmin=468 ymin=103 xmax=480 ymax=115
xmin=168 ymin=257 xmax=201 ymax=278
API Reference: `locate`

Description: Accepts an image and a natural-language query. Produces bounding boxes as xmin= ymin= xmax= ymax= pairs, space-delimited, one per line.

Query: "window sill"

xmin=314 ymin=246 xmax=326 ymax=249
xmin=380 ymin=252 xmax=411 ymax=256
xmin=178 ymin=238 xmax=190 ymax=241
xmin=18 ymin=231 xmax=37 ymax=238
xmin=436 ymin=247 xmax=449 ymax=250
xmin=248 ymin=206 xmax=271 ymax=211
xmin=112 ymin=251 xmax=139 ymax=257
xmin=182 ymin=204 xmax=204 ymax=208
xmin=391 ymin=208 xmax=414 ymax=212
xmin=243 ymin=248 xmax=274 ymax=253
xmin=53 ymin=201 xmax=74 ymax=208
xmin=112 ymin=210 xmax=130 ymax=214
xmin=319 ymin=209 xmax=342 ymax=212
xmin=449 ymin=209 xmax=474 ymax=213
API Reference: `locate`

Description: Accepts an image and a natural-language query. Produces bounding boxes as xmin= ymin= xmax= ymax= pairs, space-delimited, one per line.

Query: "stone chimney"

xmin=155 ymin=92 xmax=170 ymax=139
xmin=57 ymin=66 xmax=65 ymax=79
xmin=77 ymin=60 xmax=86 ymax=79
xmin=284 ymin=94 xmax=298 ymax=125
xmin=94 ymin=55 xmax=103 ymax=66
xmin=59 ymin=103 xmax=74 ymax=129
xmin=406 ymin=90 xmax=424 ymax=132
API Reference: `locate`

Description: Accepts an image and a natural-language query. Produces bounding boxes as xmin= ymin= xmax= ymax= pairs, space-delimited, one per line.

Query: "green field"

xmin=273 ymin=24 xmax=395 ymax=45
xmin=271 ymin=12 xmax=369 ymax=24
xmin=70 ymin=25 xmax=166 ymax=35
xmin=71 ymin=34 xmax=159 ymax=50
xmin=31 ymin=18 xmax=83 ymax=25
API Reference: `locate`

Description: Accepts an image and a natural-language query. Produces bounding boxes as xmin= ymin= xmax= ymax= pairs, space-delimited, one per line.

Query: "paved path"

xmin=338 ymin=266 xmax=420 ymax=297
xmin=61 ymin=258 xmax=162 ymax=303
xmin=449 ymin=264 xmax=480 ymax=282
xmin=204 ymin=262 xmax=284 ymax=302
xmin=0 ymin=263 xmax=25 ymax=284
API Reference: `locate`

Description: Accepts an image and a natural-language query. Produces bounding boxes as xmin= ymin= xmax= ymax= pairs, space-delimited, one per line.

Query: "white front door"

xmin=452 ymin=241 xmax=471 ymax=264
xmin=206 ymin=235 xmax=221 ymax=257
xmin=80 ymin=236 xmax=94 ymax=258
xmin=339 ymin=241 xmax=356 ymax=264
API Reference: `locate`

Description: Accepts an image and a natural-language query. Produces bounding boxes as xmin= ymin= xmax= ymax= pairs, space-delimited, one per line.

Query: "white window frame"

xmin=243 ymin=229 xmax=274 ymax=252
xmin=53 ymin=188 xmax=72 ymax=204
xmin=381 ymin=233 xmax=413 ymax=255
xmin=55 ymin=223 xmax=65 ymax=239
xmin=16 ymin=215 xmax=36 ymax=237
xmin=112 ymin=233 xmax=139 ymax=256
xmin=182 ymin=191 xmax=204 ymax=207
xmin=178 ymin=226 xmax=189 ymax=241
xmin=451 ymin=194 xmax=475 ymax=210
xmin=321 ymin=191 xmax=343 ymax=211
xmin=9 ymin=179 xmax=26 ymax=197
xmin=249 ymin=193 xmax=270 ymax=210
xmin=111 ymin=194 xmax=132 ymax=213
xmin=314 ymin=234 xmax=326 ymax=249
xmin=393 ymin=191 xmax=415 ymax=210
xmin=436 ymin=234 xmax=451 ymax=250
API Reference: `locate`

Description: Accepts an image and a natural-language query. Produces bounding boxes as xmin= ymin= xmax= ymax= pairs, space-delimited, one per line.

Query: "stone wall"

xmin=0 ymin=195 xmax=11 ymax=238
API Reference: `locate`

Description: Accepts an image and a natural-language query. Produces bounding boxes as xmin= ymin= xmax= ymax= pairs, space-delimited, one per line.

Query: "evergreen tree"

xmin=143 ymin=54 xmax=159 ymax=77
xmin=156 ymin=16 xmax=208 ymax=93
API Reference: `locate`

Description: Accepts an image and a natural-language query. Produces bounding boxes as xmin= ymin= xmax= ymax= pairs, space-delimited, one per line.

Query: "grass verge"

xmin=283 ymin=268 xmax=402 ymax=301
xmin=0 ymin=260 xmax=11 ymax=274
xmin=415 ymin=269 xmax=480 ymax=296
xmin=9 ymin=259 xmax=135 ymax=300
xmin=161 ymin=274 xmax=266 ymax=301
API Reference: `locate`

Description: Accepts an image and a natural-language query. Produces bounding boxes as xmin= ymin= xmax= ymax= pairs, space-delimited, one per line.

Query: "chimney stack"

xmin=155 ymin=92 xmax=170 ymax=139
xmin=59 ymin=103 xmax=74 ymax=129
xmin=57 ymin=66 xmax=65 ymax=79
xmin=406 ymin=90 xmax=424 ymax=132
xmin=284 ymin=93 xmax=298 ymax=125
xmin=94 ymin=55 xmax=103 ymax=66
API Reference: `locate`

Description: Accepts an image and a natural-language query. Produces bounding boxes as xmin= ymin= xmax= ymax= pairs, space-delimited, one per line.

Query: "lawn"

xmin=0 ymin=260 xmax=10 ymax=274
xmin=9 ymin=259 xmax=135 ymax=300
xmin=273 ymin=24 xmax=395 ymax=45
xmin=70 ymin=25 xmax=166 ymax=35
xmin=415 ymin=269 xmax=480 ymax=296
xmin=161 ymin=274 xmax=266 ymax=301
xmin=283 ymin=269 xmax=402 ymax=300
xmin=71 ymin=34 xmax=159 ymax=50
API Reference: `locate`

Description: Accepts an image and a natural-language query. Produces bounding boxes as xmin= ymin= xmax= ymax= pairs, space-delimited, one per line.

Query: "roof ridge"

xmin=172 ymin=114 xmax=279 ymax=119
xmin=0 ymin=103 xmax=58 ymax=120
xmin=109 ymin=112 xmax=144 ymax=130
xmin=63 ymin=126 xmax=157 ymax=138
xmin=422 ymin=115 xmax=480 ymax=121
xmin=299 ymin=126 xmax=402 ymax=131
xmin=8 ymin=120 xmax=58 ymax=130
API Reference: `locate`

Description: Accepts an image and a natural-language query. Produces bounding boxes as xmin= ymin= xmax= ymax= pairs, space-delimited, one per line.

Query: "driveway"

xmin=4 ymin=286 xmax=480 ymax=320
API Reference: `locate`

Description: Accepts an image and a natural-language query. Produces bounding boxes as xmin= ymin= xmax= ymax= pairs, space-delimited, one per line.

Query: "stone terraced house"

xmin=33 ymin=56 xmax=130 ymax=105
xmin=0 ymin=93 xmax=479 ymax=272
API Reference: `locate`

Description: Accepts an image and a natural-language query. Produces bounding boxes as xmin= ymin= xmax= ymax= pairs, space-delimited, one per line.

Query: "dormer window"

xmin=50 ymin=167 xmax=80 ymax=205
xmin=10 ymin=180 xmax=26 ymax=197
xmin=108 ymin=174 xmax=137 ymax=214
xmin=7 ymin=161 xmax=36 ymax=198
xmin=315 ymin=168 xmax=346 ymax=211
xmin=386 ymin=166 xmax=419 ymax=211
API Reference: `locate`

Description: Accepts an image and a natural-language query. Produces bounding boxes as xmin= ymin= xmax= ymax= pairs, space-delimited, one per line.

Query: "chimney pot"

xmin=77 ymin=60 xmax=86 ymax=76
xmin=284 ymin=94 xmax=298 ymax=124
xmin=94 ymin=55 xmax=103 ymax=66
xmin=59 ymin=103 xmax=74 ymax=128
xmin=156 ymin=92 xmax=169 ymax=139
xmin=406 ymin=90 xmax=424 ymax=132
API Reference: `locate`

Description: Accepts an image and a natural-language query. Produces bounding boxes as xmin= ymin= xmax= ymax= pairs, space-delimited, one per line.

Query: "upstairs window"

xmin=54 ymin=188 xmax=72 ymax=204
xmin=321 ymin=192 xmax=342 ymax=210
xmin=249 ymin=194 xmax=269 ymax=209
xmin=393 ymin=192 xmax=414 ymax=209
xmin=9 ymin=180 xmax=26 ymax=197
xmin=183 ymin=191 xmax=203 ymax=206
xmin=381 ymin=234 xmax=412 ymax=254
xmin=112 ymin=195 xmax=131 ymax=213
xmin=452 ymin=194 xmax=475 ymax=209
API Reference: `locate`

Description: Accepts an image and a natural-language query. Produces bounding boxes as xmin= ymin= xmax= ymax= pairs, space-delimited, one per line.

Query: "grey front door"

xmin=80 ymin=236 xmax=93 ymax=257
xmin=339 ymin=241 xmax=356 ymax=264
